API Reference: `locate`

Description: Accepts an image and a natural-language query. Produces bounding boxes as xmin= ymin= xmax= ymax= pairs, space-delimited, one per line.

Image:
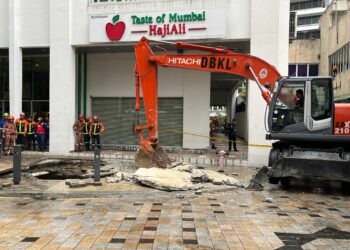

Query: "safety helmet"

xmin=3 ymin=112 xmax=8 ymax=117
xmin=93 ymin=115 xmax=98 ymax=120
xmin=38 ymin=117 xmax=43 ymax=122
xmin=85 ymin=116 xmax=90 ymax=120
xmin=20 ymin=112 xmax=25 ymax=116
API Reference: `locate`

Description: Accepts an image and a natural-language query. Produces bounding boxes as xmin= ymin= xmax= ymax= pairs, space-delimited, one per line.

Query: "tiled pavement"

xmin=1 ymin=190 xmax=350 ymax=249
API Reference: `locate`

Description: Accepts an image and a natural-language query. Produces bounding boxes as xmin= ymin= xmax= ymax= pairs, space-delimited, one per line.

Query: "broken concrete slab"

xmin=133 ymin=167 xmax=193 ymax=191
xmin=172 ymin=163 xmax=193 ymax=173
xmin=191 ymin=169 xmax=208 ymax=183
xmin=203 ymin=170 xmax=244 ymax=187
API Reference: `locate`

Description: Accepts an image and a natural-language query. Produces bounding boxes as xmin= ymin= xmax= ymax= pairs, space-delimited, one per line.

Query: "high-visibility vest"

xmin=83 ymin=122 xmax=91 ymax=134
xmin=92 ymin=123 xmax=100 ymax=135
xmin=16 ymin=120 xmax=27 ymax=134
xmin=27 ymin=123 xmax=36 ymax=135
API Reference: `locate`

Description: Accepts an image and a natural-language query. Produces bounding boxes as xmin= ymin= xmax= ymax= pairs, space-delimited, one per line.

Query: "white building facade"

xmin=0 ymin=0 xmax=289 ymax=166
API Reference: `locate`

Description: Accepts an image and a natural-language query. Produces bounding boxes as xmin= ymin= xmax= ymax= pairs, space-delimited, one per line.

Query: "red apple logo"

xmin=106 ymin=15 xmax=126 ymax=41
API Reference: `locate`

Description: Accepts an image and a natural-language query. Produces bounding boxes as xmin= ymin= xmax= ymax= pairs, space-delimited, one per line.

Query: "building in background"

xmin=0 ymin=0 xmax=289 ymax=166
xmin=289 ymin=0 xmax=332 ymax=77
xmin=319 ymin=0 xmax=350 ymax=101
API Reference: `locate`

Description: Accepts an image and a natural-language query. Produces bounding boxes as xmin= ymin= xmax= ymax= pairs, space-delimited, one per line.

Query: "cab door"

xmin=304 ymin=78 xmax=333 ymax=132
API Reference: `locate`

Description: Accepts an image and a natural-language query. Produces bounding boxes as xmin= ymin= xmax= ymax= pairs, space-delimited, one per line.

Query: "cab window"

xmin=311 ymin=79 xmax=332 ymax=121
xmin=272 ymin=81 xmax=305 ymax=131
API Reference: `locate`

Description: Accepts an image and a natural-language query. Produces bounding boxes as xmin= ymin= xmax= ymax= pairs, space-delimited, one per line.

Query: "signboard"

xmin=89 ymin=9 xmax=226 ymax=42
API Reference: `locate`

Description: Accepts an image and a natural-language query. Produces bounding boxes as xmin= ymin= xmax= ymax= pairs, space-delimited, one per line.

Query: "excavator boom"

xmin=134 ymin=36 xmax=281 ymax=168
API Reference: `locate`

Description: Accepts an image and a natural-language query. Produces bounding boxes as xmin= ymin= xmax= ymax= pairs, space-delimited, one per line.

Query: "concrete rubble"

xmin=133 ymin=168 xmax=193 ymax=191
xmin=130 ymin=162 xmax=244 ymax=191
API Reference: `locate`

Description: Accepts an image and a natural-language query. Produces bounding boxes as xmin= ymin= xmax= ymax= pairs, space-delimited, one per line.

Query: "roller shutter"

xmin=91 ymin=97 xmax=183 ymax=147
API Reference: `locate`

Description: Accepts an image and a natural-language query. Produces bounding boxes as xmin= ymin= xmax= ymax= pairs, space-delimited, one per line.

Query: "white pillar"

xmin=247 ymin=0 xmax=289 ymax=167
xmin=49 ymin=0 xmax=76 ymax=154
xmin=9 ymin=0 xmax=22 ymax=117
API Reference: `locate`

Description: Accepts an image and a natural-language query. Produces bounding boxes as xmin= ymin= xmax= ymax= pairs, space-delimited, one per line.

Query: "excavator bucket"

xmin=135 ymin=143 xmax=172 ymax=168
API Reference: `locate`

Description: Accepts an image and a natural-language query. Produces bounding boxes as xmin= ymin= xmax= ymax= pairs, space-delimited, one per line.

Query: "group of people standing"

xmin=73 ymin=114 xmax=105 ymax=152
xmin=0 ymin=112 xmax=49 ymax=155
xmin=210 ymin=117 xmax=239 ymax=152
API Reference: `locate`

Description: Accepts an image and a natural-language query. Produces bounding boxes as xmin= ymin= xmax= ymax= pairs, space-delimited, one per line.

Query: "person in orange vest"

xmin=89 ymin=116 xmax=105 ymax=150
xmin=26 ymin=117 xmax=37 ymax=151
xmin=3 ymin=116 xmax=16 ymax=155
xmin=83 ymin=116 xmax=92 ymax=151
xmin=73 ymin=114 xmax=84 ymax=152
xmin=15 ymin=112 xmax=28 ymax=146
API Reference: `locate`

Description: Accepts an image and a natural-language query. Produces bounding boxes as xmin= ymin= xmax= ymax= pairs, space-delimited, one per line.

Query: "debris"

xmin=176 ymin=194 xmax=185 ymax=199
xmin=191 ymin=169 xmax=208 ymax=183
xmin=32 ymin=171 xmax=49 ymax=177
xmin=106 ymin=172 xmax=123 ymax=183
xmin=172 ymin=163 xmax=193 ymax=173
xmin=168 ymin=162 xmax=182 ymax=169
xmin=91 ymin=182 xmax=102 ymax=186
xmin=195 ymin=190 xmax=202 ymax=195
xmin=232 ymin=173 xmax=239 ymax=176
xmin=196 ymin=165 xmax=205 ymax=169
xmin=2 ymin=183 xmax=11 ymax=188
xmin=68 ymin=181 xmax=88 ymax=188
xmin=248 ymin=166 xmax=270 ymax=190
xmin=133 ymin=167 xmax=193 ymax=191
xmin=265 ymin=197 xmax=273 ymax=203
xmin=203 ymin=170 xmax=243 ymax=187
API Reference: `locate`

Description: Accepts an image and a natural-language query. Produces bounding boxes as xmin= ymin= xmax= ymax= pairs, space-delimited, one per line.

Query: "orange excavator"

xmin=134 ymin=36 xmax=350 ymax=187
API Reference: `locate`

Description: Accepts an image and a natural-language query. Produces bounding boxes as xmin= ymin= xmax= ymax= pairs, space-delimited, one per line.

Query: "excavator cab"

xmin=268 ymin=77 xmax=333 ymax=137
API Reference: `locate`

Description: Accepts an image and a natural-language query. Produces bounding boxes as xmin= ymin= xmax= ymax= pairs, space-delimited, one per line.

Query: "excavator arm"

xmin=134 ymin=36 xmax=281 ymax=168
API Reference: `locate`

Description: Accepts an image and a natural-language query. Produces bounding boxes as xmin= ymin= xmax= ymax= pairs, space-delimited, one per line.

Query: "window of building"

xmin=297 ymin=15 xmax=321 ymax=26
xmin=288 ymin=64 xmax=319 ymax=77
xmin=297 ymin=30 xmax=320 ymax=39
xmin=291 ymin=0 xmax=325 ymax=11
xmin=329 ymin=42 xmax=350 ymax=75
xmin=0 ymin=50 xmax=9 ymax=115
xmin=22 ymin=48 xmax=50 ymax=118
xmin=290 ymin=12 xmax=296 ymax=38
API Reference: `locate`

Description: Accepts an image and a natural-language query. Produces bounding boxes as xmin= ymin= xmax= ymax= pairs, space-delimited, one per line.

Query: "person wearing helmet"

xmin=83 ymin=116 xmax=92 ymax=151
xmin=15 ymin=112 xmax=28 ymax=146
xmin=36 ymin=117 xmax=48 ymax=152
xmin=73 ymin=114 xmax=85 ymax=152
xmin=0 ymin=113 xmax=9 ymax=153
xmin=26 ymin=117 xmax=37 ymax=151
xmin=89 ymin=115 xmax=105 ymax=150
xmin=3 ymin=116 xmax=16 ymax=155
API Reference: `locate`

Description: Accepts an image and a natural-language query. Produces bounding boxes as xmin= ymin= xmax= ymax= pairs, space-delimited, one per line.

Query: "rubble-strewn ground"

xmin=1 ymin=154 xmax=350 ymax=249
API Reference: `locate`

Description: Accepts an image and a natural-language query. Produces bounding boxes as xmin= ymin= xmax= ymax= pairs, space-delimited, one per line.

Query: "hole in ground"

xmin=28 ymin=159 xmax=105 ymax=180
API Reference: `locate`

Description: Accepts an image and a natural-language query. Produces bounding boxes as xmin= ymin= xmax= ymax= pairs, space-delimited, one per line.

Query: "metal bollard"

xmin=13 ymin=145 xmax=22 ymax=184
xmin=93 ymin=146 xmax=100 ymax=182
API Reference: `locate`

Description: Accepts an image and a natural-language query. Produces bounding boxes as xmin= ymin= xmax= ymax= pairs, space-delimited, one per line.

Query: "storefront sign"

xmin=89 ymin=9 xmax=225 ymax=42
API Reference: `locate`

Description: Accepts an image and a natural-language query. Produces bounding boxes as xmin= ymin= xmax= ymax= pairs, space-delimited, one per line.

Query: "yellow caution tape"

xmin=159 ymin=128 xmax=272 ymax=148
